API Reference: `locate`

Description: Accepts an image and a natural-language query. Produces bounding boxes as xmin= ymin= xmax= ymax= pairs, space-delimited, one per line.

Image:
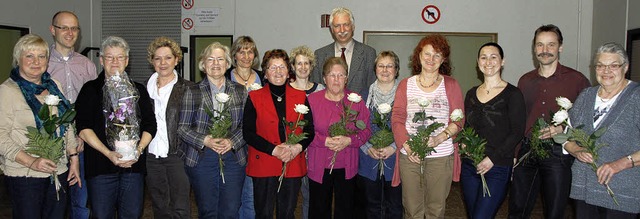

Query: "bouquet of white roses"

xmin=25 ymin=94 xmax=75 ymax=200
xmin=249 ymin=83 xmax=262 ymax=92
xmin=278 ymin=104 xmax=310 ymax=192
xmin=407 ymin=98 xmax=445 ymax=177
xmin=517 ymin=97 xmax=571 ymax=166
xmin=368 ymin=103 xmax=394 ymax=177
xmin=103 ymin=71 xmax=141 ymax=161
xmin=205 ymin=92 xmax=232 ymax=183
xmin=552 ymin=97 xmax=617 ymax=205
xmin=328 ymin=92 xmax=366 ymax=174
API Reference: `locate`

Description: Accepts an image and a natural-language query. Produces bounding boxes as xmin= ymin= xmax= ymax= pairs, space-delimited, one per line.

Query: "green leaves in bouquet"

xmin=205 ymin=105 xmax=232 ymax=139
xmin=369 ymin=129 xmax=394 ymax=150
xmin=283 ymin=117 xmax=309 ymax=145
xmin=454 ymin=127 xmax=487 ymax=166
xmin=25 ymin=127 xmax=65 ymax=163
xmin=407 ymin=118 xmax=445 ymax=158
xmin=530 ymin=117 xmax=553 ymax=159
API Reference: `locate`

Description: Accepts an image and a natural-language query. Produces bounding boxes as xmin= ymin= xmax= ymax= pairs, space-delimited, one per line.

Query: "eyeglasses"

xmin=267 ymin=65 xmax=287 ymax=71
xmin=595 ymin=63 xmax=624 ymax=71
xmin=53 ymin=25 xmax=80 ymax=32
xmin=376 ymin=64 xmax=395 ymax=70
xmin=326 ymin=74 xmax=347 ymax=79
xmin=103 ymin=55 xmax=127 ymax=62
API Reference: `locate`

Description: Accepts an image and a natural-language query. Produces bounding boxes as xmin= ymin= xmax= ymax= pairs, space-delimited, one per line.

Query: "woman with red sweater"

xmin=243 ymin=49 xmax=315 ymax=219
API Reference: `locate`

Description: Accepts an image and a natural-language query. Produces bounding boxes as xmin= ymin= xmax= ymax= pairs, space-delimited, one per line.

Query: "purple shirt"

xmin=307 ymin=89 xmax=371 ymax=183
xmin=47 ymin=44 xmax=98 ymax=103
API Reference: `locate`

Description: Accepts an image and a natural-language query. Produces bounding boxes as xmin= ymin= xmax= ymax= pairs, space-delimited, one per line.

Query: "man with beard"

xmin=508 ymin=24 xmax=590 ymax=219
xmin=310 ymin=7 xmax=376 ymax=95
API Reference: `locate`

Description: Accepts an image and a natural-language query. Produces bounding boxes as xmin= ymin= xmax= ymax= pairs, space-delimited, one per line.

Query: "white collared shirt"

xmin=146 ymin=71 xmax=178 ymax=158
xmin=334 ymin=40 xmax=355 ymax=68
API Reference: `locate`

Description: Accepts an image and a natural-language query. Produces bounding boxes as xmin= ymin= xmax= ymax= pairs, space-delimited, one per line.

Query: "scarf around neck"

xmin=10 ymin=67 xmax=70 ymax=137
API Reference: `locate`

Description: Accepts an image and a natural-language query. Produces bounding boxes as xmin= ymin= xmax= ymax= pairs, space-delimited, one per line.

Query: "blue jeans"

xmin=239 ymin=175 xmax=255 ymax=219
xmin=69 ymin=152 xmax=89 ymax=219
xmin=186 ymin=149 xmax=245 ymax=219
xmin=5 ymin=171 xmax=69 ymax=219
xmin=87 ymin=172 xmax=144 ymax=219
xmin=460 ymin=159 xmax=511 ymax=219
xmin=301 ymin=176 xmax=310 ymax=219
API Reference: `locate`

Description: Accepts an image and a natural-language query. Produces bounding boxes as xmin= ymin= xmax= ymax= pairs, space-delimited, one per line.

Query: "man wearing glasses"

xmin=509 ymin=24 xmax=590 ymax=219
xmin=47 ymin=10 xmax=97 ymax=219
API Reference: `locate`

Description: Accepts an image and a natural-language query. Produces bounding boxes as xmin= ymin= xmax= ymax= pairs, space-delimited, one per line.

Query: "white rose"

xmin=552 ymin=109 xmax=569 ymax=126
xmin=294 ymin=104 xmax=310 ymax=114
xmin=556 ymin=96 xmax=573 ymax=110
xmin=347 ymin=93 xmax=362 ymax=103
xmin=377 ymin=103 xmax=392 ymax=114
xmin=215 ymin=93 xmax=230 ymax=103
xmin=249 ymin=83 xmax=262 ymax=91
xmin=450 ymin=109 xmax=464 ymax=122
xmin=44 ymin=95 xmax=62 ymax=106
xmin=417 ymin=97 xmax=430 ymax=108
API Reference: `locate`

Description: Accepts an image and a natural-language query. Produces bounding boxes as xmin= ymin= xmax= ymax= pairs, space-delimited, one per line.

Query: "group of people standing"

xmin=1 ymin=7 xmax=639 ymax=219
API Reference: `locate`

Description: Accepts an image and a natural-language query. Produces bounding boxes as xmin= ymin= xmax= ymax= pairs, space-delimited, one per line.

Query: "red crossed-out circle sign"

xmin=182 ymin=0 xmax=193 ymax=10
xmin=182 ymin=18 xmax=194 ymax=30
xmin=421 ymin=5 xmax=441 ymax=24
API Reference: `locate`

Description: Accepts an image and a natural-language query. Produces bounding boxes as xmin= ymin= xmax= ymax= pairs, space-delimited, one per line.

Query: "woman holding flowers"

xmin=390 ymin=34 xmax=464 ymax=219
xmin=307 ymin=57 xmax=371 ymax=219
xmin=75 ymin=36 xmax=156 ymax=218
xmin=144 ymin=37 xmax=193 ymax=218
xmin=177 ymin=42 xmax=248 ymax=219
xmin=0 ymin=34 xmax=79 ymax=219
xmin=562 ymin=43 xmax=640 ymax=217
xmin=357 ymin=51 xmax=403 ymax=219
xmin=460 ymin=42 xmax=525 ymax=218
xmin=242 ymin=49 xmax=315 ymax=219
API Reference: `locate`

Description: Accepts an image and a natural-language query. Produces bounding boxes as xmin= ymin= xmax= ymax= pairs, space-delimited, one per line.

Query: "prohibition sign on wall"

xmin=421 ymin=5 xmax=440 ymax=24
xmin=182 ymin=18 xmax=194 ymax=30
xmin=183 ymin=0 xmax=193 ymax=10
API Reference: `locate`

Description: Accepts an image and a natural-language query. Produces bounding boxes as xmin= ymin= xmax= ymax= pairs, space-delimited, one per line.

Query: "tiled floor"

xmin=0 ymin=177 xmax=570 ymax=218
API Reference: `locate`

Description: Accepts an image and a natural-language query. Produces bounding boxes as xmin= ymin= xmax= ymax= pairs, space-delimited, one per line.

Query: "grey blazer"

xmin=310 ymin=40 xmax=377 ymax=94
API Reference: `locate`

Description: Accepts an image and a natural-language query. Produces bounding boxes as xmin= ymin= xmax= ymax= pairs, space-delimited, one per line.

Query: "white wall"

xmin=629 ymin=0 xmax=640 ymax=30
xmin=231 ymin=0 xmax=594 ymax=84
xmin=0 ymin=0 xmax=97 ymax=54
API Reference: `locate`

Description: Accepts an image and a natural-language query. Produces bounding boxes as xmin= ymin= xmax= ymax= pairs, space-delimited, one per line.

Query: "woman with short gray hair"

xmin=563 ymin=42 xmax=640 ymax=217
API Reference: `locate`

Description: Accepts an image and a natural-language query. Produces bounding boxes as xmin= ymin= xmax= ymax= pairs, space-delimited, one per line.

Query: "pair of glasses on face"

xmin=53 ymin=25 xmax=80 ymax=32
xmin=267 ymin=65 xmax=287 ymax=71
xmin=327 ymin=74 xmax=347 ymax=79
xmin=376 ymin=64 xmax=395 ymax=70
xmin=103 ymin=55 xmax=127 ymax=62
xmin=595 ymin=63 xmax=624 ymax=71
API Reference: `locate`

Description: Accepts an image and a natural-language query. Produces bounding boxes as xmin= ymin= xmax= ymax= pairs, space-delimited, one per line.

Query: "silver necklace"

xmin=271 ymin=92 xmax=284 ymax=102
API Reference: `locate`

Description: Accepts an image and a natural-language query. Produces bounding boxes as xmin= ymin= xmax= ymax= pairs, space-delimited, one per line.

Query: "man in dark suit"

xmin=310 ymin=7 xmax=376 ymax=94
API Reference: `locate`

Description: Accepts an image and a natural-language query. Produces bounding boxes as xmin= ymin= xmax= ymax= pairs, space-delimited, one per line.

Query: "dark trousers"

xmin=87 ymin=172 xmax=144 ymax=219
xmin=309 ymin=169 xmax=355 ymax=219
xmin=252 ymin=176 xmax=301 ymax=219
xmin=5 ymin=171 xmax=69 ymax=219
xmin=146 ymin=153 xmax=191 ymax=219
xmin=575 ymin=199 xmax=639 ymax=219
xmin=508 ymin=144 xmax=574 ymax=219
xmin=356 ymin=175 xmax=403 ymax=219
xmin=460 ymin=159 xmax=511 ymax=219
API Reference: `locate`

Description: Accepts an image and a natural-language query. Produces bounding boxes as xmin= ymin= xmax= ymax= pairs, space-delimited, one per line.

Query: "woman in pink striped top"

xmin=390 ymin=34 xmax=465 ymax=219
